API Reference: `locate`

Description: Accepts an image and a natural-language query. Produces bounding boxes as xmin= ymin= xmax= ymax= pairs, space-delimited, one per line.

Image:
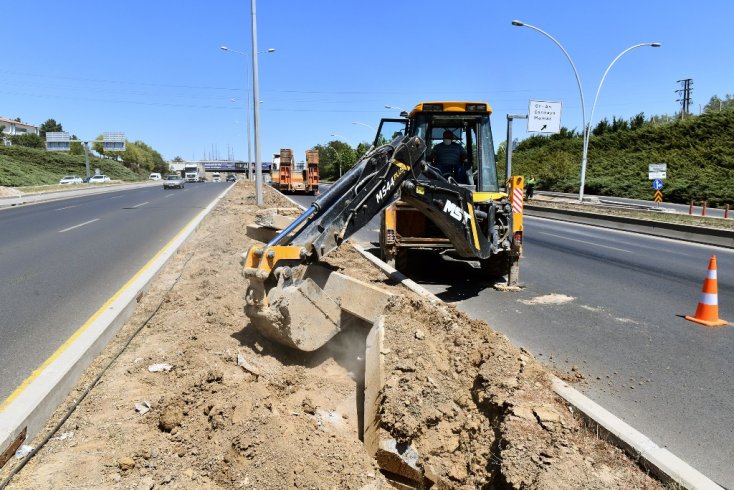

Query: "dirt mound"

xmin=377 ymin=297 xmax=659 ymax=488
xmin=1 ymin=180 xmax=661 ymax=489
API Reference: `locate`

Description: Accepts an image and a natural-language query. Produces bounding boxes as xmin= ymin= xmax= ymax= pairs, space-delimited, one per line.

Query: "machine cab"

xmin=374 ymin=102 xmax=500 ymax=193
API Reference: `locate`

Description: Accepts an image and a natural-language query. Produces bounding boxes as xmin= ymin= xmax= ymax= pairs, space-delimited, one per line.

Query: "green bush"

xmin=0 ymin=145 xmax=140 ymax=187
xmin=506 ymin=110 xmax=734 ymax=206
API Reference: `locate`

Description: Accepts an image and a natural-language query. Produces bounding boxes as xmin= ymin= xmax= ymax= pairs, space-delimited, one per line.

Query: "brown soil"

xmin=0 ymin=186 xmax=22 ymax=198
xmin=1 ymin=181 xmax=662 ymax=489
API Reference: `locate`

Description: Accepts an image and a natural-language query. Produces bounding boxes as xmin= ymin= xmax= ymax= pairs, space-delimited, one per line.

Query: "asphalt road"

xmin=287 ymin=187 xmax=733 ymax=487
xmin=0 ymin=182 xmax=230 ymax=406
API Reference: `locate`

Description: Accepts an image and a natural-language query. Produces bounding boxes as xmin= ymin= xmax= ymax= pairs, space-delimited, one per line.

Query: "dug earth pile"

xmin=1 ymin=180 xmax=662 ymax=489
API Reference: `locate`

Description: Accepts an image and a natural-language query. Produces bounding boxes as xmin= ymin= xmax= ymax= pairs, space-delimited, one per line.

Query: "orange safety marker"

xmin=685 ymin=256 xmax=728 ymax=327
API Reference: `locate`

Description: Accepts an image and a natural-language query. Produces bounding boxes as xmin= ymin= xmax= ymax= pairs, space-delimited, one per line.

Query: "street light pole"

xmin=351 ymin=121 xmax=375 ymax=131
xmin=250 ymin=0 xmax=264 ymax=205
xmin=330 ymin=133 xmax=347 ymax=177
xmin=327 ymin=146 xmax=341 ymax=179
xmin=512 ymin=21 xmax=660 ymax=202
xmin=511 ymin=20 xmax=586 ymax=201
xmin=220 ymin=45 xmax=275 ymax=182
xmin=585 ymin=43 xmax=662 ymax=168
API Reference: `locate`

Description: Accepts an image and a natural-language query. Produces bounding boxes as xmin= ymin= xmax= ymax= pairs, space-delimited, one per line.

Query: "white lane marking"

xmin=164 ymin=194 xmax=174 ymax=198
xmin=132 ymin=201 xmax=150 ymax=208
xmin=537 ymin=231 xmax=633 ymax=253
xmin=59 ymin=218 xmax=100 ymax=233
xmin=55 ymin=204 xmax=80 ymax=211
xmin=108 ymin=195 xmax=123 ymax=199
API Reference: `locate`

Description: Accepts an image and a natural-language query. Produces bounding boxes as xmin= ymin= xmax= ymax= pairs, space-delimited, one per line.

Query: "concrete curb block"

xmin=352 ymin=244 xmax=722 ymax=490
xmin=525 ymin=204 xmax=734 ymax=249
xmin=552 ymin=378 xmax=722 ymax=489
xmin=0 ymin=183 xmax=236 ymax=463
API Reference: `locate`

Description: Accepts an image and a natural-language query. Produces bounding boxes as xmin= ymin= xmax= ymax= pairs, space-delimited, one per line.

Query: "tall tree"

xmin=39 ymin=119 xmax=63 ymax=138
xmin=629 ymin=112 xmax=646 ymax=130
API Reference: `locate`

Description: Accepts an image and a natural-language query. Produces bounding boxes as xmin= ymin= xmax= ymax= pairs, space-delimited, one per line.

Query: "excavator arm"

xmin=243 ymin=135 xmax=426 ymax=351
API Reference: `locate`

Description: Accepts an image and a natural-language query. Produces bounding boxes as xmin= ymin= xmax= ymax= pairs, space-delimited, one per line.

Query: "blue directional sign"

xmin=653 ymin=179 xmax=663 ymax=190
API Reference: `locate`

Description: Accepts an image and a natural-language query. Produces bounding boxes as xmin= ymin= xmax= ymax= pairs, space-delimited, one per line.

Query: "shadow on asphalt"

xmin=363 ymin=246 xmax=506 ymax=303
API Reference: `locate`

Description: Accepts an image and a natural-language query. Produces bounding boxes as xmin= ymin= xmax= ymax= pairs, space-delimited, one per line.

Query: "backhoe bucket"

xmin=244 ymin=263 xmax=395 ymax=352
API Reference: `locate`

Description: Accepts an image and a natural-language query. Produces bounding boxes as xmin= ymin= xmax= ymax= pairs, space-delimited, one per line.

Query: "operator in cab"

xmin=431 ymin=130 xmax=469 ymax=184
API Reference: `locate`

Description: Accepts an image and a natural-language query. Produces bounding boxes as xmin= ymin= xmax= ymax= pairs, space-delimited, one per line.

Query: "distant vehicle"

xmin=212 ymin=172 xmax=221 ymax=182
xmin=59 ymin=175 xmax=83 ymax=185
xmin=184 ymin=162 xmax=206 ymax=182
xmin=88 ymin=175 xmax=111 ymax=184
xmin=148 ymin=172 xmax=162 ymax=181
xmin=226 ymin=174 xmax=236 ymax=182
xmin=82 ymin=176 xmax=92 ymax=183
xmin=162 ymin=174 xmax=185 ymax=189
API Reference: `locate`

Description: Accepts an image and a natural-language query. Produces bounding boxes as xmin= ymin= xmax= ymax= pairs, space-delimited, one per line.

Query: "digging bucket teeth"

xmin=244 ymin=245 xmax=394 ymax=351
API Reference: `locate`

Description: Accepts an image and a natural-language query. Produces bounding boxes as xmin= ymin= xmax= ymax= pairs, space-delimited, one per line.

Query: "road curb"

xmin=352 ymin=244 xmax=723 ymax=490
xmin=525 ymin=204 xmax=734 ymax=249
xmin=0 ymin=183 xmax=236 ymax=466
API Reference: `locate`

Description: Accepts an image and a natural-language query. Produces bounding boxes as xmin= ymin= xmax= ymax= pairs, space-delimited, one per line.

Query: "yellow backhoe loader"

xmin=243 ymin=101 xmax=523 ymax=351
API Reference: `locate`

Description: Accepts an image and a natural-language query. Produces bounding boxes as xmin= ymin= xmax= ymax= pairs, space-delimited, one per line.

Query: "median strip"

xmin=58 ymin=218 xmax=99 ymax=233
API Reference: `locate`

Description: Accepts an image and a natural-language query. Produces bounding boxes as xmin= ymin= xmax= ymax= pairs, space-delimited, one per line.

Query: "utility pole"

xmin=676 ymin=78 xmax=693 ymax=119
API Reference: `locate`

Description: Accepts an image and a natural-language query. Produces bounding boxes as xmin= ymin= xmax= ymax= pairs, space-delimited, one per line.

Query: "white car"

xmin=162 ymin=174 xmax=185 ymax=189
xmin=148 ymin=173 xmax=162 ymax=181
xmin=59 ymin=175 xmax=83 ymax=185
xmin=88 ymin=175 xmax=111 ymax=184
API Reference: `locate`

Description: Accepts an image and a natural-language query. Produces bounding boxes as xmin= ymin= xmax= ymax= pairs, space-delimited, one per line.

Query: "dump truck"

xmin=243 ymin=101 xmax=523 ymax=351
xmin=270 ymin=149 xmax=319 ymax=195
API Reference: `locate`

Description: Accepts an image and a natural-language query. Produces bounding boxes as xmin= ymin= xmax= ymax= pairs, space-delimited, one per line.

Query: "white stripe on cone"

xmin=699 ymin=292 xmax=719 ymax=305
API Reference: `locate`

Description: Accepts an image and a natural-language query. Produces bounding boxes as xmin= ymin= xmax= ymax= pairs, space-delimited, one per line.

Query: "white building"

xmin=0 ymin=118 xmax=39 ymax=146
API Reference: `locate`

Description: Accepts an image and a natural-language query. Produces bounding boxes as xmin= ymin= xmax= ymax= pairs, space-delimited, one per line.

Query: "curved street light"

xmin=587 ymin=43 xmax=662 ymax=143
xmin=384 ymin=105 xmax=407 ymax=113
xmin=351 ymin=121 xmax=375 ymax=131
xmin=220 ymin=45 xmax=275 ymax=186
xmin=511 ymin=20 xmax=586 ymax=200
xmin=327 ymin=145 xmax=342 ymax=178
xmin=511 ymin=20 xmax=660 ymax=202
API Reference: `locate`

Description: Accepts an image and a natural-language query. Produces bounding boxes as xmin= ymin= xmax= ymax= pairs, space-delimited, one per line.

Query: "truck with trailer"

xmin=270 ymin=149 xmax=319 ymax=195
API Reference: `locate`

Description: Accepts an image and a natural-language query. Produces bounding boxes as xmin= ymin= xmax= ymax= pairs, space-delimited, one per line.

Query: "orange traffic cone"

xmin=685 ymin=256 xmax=728 ymax=327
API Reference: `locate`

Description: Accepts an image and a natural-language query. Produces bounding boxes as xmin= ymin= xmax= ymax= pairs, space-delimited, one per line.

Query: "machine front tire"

xmin=480 ymin=252 xmax=510 ymax=278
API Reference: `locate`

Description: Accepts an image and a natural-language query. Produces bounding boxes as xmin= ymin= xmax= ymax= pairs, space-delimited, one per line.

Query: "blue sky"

xmin=3 ymin=1 xmax=733 ymax=162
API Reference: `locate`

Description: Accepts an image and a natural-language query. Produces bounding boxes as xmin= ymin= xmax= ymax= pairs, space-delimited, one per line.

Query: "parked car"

xmin=162 ymin=174 xmax=185 ymax=189
xmin=148 ymin=172 xmax=162 ymax=181
xmin=88 ymin=175 xmax=111 ymax=184
xmin=59 ymin=175 xmax=83 ymax=185
xmin=226 ymin=174 xmax=237 ymax=182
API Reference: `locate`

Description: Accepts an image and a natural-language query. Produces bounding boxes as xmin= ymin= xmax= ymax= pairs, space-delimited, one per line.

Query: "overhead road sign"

xmin=45 ymin=132 xmax=71 ymax=151
xmin=527 ymin=100 xmax=562 ymax=134
xmin=102 ymin=132 xmax=126 ymax=151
